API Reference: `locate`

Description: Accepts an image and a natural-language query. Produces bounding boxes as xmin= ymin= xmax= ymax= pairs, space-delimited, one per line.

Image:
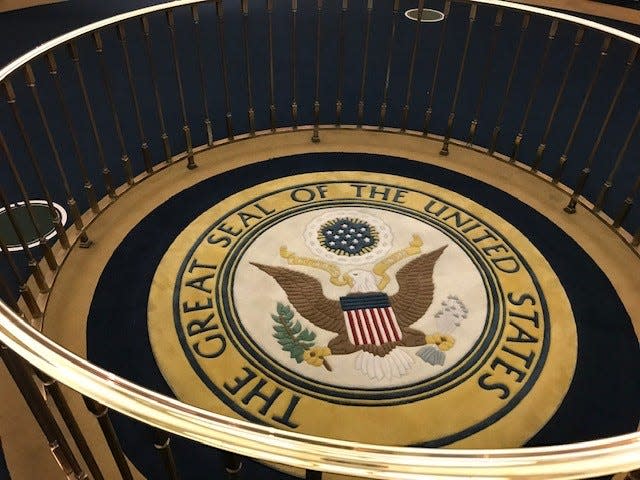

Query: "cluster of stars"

xmin=319 ymin=218 xmax=377 ymax=256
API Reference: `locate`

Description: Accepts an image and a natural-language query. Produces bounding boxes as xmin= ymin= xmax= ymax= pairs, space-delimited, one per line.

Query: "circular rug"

xmin=148 ymin=171 xmax=576 ymax=447
xmin=86 ymin=153 xmax=640 ymax=479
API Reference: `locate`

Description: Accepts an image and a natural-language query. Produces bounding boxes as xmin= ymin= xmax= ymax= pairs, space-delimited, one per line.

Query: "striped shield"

xmin=339 ymin=293 xmax=403 ymax=346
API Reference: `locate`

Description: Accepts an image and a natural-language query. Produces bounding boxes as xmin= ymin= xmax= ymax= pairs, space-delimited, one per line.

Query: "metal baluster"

xmin=613 ymin=172 xmax=640 ymax=229
xmin=532 ymin=28 xmax=584 ymax=171
xmin=0 ymin=188 xmax=48 ymax=293
xmin=35 ymin=370 xmax=105 ymax=480
xmin=93 ymin=32 xmax=135 ymax=185
xmin=441 ymin=3 xmax=477 ymax=155
xmin=379 ymin=0 xmax=401 ymax=129
xmin=152 ymin=429 xmax=180 ymax=480
xmin=468 ymin=8 xmax=503 ymax=146
xmin=267 ymin=0 xmax=277 ymax=130
xmin=0 ymin=132 xmax=57 ymax=270
xmin=45 ymin=52 xmax=100 ymax=215
xmin=335 ymin=0 xmax=348 ymax=125
xmin=594 ymin=107 xmax=640 ymax=212
xmin=553 ymin=35 xmax=612 ymax=183
xmin=400 ymin=0 xmax=425 ymax=132
xmin=306 ymin=470 xmax=322 ymax=480
xmin=0 ymin=345 xmax=86 ymax=479
xmin=167 ymin=9 xmax=197 ymax=168
xmin=67 ymin=41 xmax=117 ymax=199
xmin=488 ymin=14 xmax=530 ymax=154
xmin=291 ymin=0 xmax=298 ymax=128
xmin=223 ymin=451 xmax=242 ymax=478
xmin=2 ymin=80 xmax=70 ymax=250
xmin=241 ymin=0 xmax=256 ymax=135
xmin=192 ymin=5 xmax=214 ymax=145
xmin=356 ymin=0 xmax=373 ymax=127
xmin=117 ymin=23 xmax=153 ymax=174
xmin=141 ymin=16 xmax=173 ymax=163
xmin=0 ymin=233 xmax=41 ymax=318
xmin=510 ymin=20 xmax=559 ymax=163
xmin=214 ymin=0 xmax=234 ymax=140
xmin=311 ymin=0 xmax=323 ymax=143
xmin=83 ymin=397 xmax=134 ymax=480
xmin=0 ymin=272 xmax=21 ymax=314
xmin=423 ymin=1 xmax=451 ymax=135
xmin=565 ymin=44 xmax=638 ymax=214
xmin=24 ymin=63 xmax=92 ymax=247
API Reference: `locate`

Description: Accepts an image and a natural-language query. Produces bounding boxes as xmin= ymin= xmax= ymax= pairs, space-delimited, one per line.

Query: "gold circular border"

xmin=148 ymin=171 xmax=577 ymax=448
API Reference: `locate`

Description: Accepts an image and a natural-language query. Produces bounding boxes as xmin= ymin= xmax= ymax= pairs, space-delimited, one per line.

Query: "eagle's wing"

xmin=251 ymin=263 xmax=345 ymax=333
xmin=389 ymin=246 xmax=447 ymax=328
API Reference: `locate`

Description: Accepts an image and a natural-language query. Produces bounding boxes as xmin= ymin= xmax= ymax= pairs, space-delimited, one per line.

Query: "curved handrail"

xmin=1 ymin=0 xmax=640 ymax=478
xmin=2 ymin=300 xmax=640 ymax=479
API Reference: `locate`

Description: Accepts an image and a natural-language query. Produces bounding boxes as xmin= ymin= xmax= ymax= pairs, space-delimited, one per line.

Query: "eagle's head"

xmin=346 ymin=269 xmax=379 ymax=293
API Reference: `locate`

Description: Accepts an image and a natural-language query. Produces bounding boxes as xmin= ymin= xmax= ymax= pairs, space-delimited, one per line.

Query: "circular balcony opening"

xmin=0 ymin=201 xmax=66 ymax=251
xmin=404 ymin=8 xmax=445 ymax=22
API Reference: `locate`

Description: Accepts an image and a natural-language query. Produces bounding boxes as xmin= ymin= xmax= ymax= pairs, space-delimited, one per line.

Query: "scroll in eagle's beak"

xmin=343 ymin=273 xmax=354 ymax=287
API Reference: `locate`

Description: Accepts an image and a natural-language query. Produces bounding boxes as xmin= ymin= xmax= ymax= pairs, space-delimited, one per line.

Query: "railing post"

xmin=553 ymin=35 xmax=612 ymax=183
xmin=83 ymin=397 xmax=134 ymax=480
xmin=24 ymin=62 xmax=92 ymax=248
xmin=141 ymin=15 xmax=173 ymax=163
xmin=532 ymin=27 xmax=584 ymax=171
xmin=311 ymin=0 xmax=323 ymax=143
xmin=192 ymin=5 xmax=214 ymax=145
xmin=92 ymin=31 xmax=135 ymax=187
xmin=2 ymin=79 xmax=70 ymax=250
xmin=565 ymin=44 xmax=638 ymax=214
xmin=489 ymin=14 xmax=530 ymax=155
xmin=0 ymin=238 xmax=41 ymax=319
xmin=35 ymin=370 xmax=105 ymax=480
xmin=167 ymin=8 xmax=197 ymax=169
xmin=379 ymin=0 xmax=400 ymax=129
xmin=0 ymin=130 xmax=57 ymax=271
xmin=117 ymin=23 xmax=154 ymax=174
xmin=67 ymin=41 xmax=118 ymax=199
xmin=0 ymin=344 xmax=86 ymax=479
xmin=468 ymin=8 xmax=503 ymax=146
xmin=613 ymin=173 xmax=640 ymax=228
xmin=441 ymin=3 xmax=477 ymax=155
xmin=400 ymin=0 xmax=425 ymax=132
xmin=152 ymin=428 xmax=180 ymax=480
xmin=267 ymin=0 xmax=277 ymax=130
xmin=335 ymin=0 xmax=348 ymax=126
xmin=222 ymin=451 xmax=242 ymax=478
xmin=241 ymin=0 xmax=256 ymax=135
xmin=356 ymin=0 xmax=373 ymax=127
xmin=290 ymin=0 xmax=298 ymax=128
xmin=213 ymin=0 xmax=234 ymax=140
xmin=423 ymin=1 xmax=451 ymax=135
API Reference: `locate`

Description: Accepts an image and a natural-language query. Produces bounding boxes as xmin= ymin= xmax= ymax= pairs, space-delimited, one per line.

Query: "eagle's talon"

xmin=303 ymin=346 xmax=332 ymax=368
xmin=425 ymin=333 xmax=455 ymax=351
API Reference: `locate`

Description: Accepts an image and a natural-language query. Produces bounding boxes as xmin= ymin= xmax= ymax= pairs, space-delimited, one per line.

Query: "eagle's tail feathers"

xmin=355 ymin=349 xmax=414 ymax=380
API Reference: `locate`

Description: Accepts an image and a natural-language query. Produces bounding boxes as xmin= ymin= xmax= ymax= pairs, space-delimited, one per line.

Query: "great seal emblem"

xmin=148 ymin=171 xmax=577 ymax=447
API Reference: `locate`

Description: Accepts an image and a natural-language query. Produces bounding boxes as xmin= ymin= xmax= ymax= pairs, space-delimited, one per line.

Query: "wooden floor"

xmin=1 ymin=128 xmax=639 ymax=479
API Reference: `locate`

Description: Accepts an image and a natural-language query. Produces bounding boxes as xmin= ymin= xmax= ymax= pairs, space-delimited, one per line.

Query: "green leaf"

xmin=298 ymin=330 xmax=316 ymax=342
xmin=273 ymin=325 xmax=287 ymax=335
xmin=271 ymin=314 xmax=281 ymax=322
xmin=291 ymin=345 xmax=305 ymax=362
xmin=277 ymin=303 xmax=289 ymax=317
xmin=291 ymin=321 xmax=302 ymax=335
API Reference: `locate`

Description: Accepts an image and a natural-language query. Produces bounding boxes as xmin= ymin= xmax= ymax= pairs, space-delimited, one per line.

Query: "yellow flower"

xmin=303 ymin=346 xmax=331 ymax=367
xmin=425 ymin=333 xmax=455 ymax=351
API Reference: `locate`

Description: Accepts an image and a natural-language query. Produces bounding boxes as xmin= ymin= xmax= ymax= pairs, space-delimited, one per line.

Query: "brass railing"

xmin=0 ymin=0 xmax=639 ymax=478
